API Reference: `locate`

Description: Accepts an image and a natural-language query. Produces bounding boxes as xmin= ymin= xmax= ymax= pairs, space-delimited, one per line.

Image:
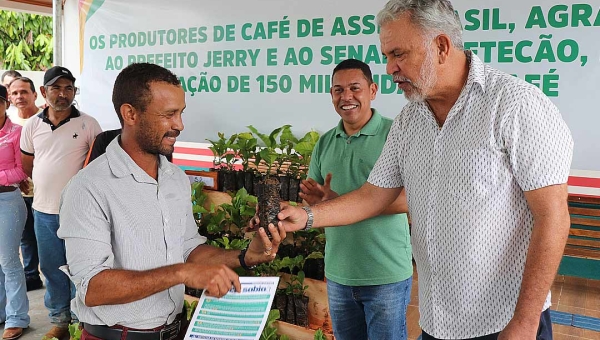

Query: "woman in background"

xmin=0 ymin=84 xmax=29 ymax=340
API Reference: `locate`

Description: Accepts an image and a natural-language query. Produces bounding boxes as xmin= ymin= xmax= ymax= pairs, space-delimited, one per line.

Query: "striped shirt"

xmin=58 ymin=138 xmax=205 ymax=328
xmin=368 ymin=52 xmax=573 ymax=338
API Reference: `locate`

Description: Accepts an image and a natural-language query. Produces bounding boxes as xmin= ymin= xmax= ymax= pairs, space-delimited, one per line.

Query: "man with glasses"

xmin=20 ymin=66 xmax=102 ymax=340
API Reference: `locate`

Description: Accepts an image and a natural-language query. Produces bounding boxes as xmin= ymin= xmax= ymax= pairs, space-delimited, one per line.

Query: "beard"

xmin=137 ymin=118 xmax=179 ymax=156
xmin=395 ymin=48 xmax=438 ymax=103
xmin=48 ymin=98 xmax=73 ymax=111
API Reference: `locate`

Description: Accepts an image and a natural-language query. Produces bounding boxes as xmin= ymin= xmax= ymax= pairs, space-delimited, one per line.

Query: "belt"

xmin=0 ymin=186 xmax=17 ymax=193
xmin=83 ymin=319 xmax=181 ymax=340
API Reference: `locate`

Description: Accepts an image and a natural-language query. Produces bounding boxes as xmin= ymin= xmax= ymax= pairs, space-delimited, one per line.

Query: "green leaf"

xmin=247 ymin=125 xmax=273 ymax=148
xmin=68 ymin=323 xmax=82 ymax=340
xmin=279 ymin=125 xmax=297 ymax=144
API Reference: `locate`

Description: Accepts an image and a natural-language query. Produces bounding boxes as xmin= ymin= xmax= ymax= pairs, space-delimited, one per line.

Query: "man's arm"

xmin=21 ymin=153 xmax=33 ymax=178
xmin=499 ymin=183 xmax=570 ymax=339
xmin=279 ymin=182 xmax=402 ymax=231
xmin=85 ymin=262 xmax=239 ymax=306
xmin=301 ymin=174 xmax=408 ymax=215
xmin=86 ymin=215 xmax=286 ymax=306
xmin=380 ymin=188 xmax=408 ymax=215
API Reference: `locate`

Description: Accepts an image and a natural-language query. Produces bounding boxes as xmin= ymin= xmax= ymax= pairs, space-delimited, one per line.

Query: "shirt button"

xmin=346 ymin=140 xmax=351 ymax=144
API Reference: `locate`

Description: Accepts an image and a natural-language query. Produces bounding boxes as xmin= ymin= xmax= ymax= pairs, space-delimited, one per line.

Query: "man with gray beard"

xmin=277 ymin=1 xmax=573 ymax=339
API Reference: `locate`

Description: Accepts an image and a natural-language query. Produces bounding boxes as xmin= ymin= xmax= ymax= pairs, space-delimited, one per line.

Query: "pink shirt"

xmin=0 ymin=116 xmax=28 ymax=186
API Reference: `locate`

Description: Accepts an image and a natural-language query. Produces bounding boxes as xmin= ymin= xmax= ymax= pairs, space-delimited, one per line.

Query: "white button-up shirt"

xmin=368 ymin=52 xmax=573 ymax=338
xmin=58 ymin=139 xmax=205 ymax=329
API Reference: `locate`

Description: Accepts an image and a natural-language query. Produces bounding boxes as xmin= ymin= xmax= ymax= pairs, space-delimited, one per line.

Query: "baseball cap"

xmin=44 ymin=66 xmax=76 ymax=86
xmin=0 ymin=85 xmax=7 ymax=102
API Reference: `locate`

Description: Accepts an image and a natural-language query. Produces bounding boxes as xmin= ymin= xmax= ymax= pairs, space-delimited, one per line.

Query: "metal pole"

xmin=52 ymin=0 xmax=63 ymax=66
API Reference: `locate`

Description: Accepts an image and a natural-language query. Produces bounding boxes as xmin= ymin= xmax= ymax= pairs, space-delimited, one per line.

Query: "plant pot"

xmin=285 ymin=294 xmax=296 ymax=324
xmin=289 ymin=177 xmax=301 ymax=202
xmin=279 ymin=175 xmax=290 ymax=201
xmin=294 ymin=295 xmax=309 ymax=327
xmin=253 ymin=175 xmax=261 ymax=197
xmin=244 ymin=171 xmax=255 ymax=195
xmin=257 ymin=176 xmax=280 ymax=237
xmin=217 ymin=168 xmax=225 ymax=191
xmin=235 ymin=170 xmax=246 ymax=192
xmin=275 ymin=275 xmax=334 ymax=337
xmin=222 ymin=170 xmax=237 ymax=193
xmin=273 ymin=291 xmax=288 ymax=322
xmin=303 ymin=258 xmax=325 ymax=281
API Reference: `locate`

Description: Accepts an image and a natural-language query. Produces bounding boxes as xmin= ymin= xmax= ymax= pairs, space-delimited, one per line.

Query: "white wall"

xmin=1 ymin=70 xmax=47 ymax=107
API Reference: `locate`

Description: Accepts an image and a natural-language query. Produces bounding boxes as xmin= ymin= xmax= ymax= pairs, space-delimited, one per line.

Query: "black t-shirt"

xmin=85 ymin=128 xmax=173 ymax=166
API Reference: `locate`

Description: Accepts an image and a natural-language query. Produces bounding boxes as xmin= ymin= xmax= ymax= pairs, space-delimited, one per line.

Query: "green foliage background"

xmin=0 ymin=9 xmax=53 ymax=71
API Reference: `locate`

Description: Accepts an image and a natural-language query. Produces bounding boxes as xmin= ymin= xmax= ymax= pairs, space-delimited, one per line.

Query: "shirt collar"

xmin=37 ymin=106 xmax=80 ymax=131
xmin=466 ymin=50 xmax=486 ymax=93
xmin=334 ymin=109 xmax=383 ymax=137
xmin=106 ymin=137 xmax=174 ymax=183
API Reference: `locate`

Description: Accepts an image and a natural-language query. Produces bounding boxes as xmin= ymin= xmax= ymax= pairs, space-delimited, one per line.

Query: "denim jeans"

xmin=33 ymin=209 xmax=76 ymax=326
xmin=0 ymin=190 xmax=30 ymax=328
xmin=20 ymin=196 xmax=40 ymax=280
xmin=327 ymin=276 xmax=413 ymax=340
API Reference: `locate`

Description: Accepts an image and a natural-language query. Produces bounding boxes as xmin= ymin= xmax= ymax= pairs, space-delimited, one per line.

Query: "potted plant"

xmin=206 ymin=132 xmax=239 ymax=192
xmin=291 ymin=130 xmax=320 ymax=202
xmin=236 ymin=132 xmax=259 ymax=194
xmin=248 ymin=125 xmax=284 ymax=237
xmin=270 ymin=255 xmax=309 ymax=327
xmin=275 ymin=125 xmax=296 ymax=201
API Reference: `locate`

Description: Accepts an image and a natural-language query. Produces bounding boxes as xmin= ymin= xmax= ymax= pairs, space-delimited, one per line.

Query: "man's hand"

xmin=245 ymin=219 xmax=286 ymax=266
xmin=277 ymin=203 xmax=309 ymax=233
xmin=299 ymin=173 xmax=338 ymax=205
xmin=19 ymin=180 xmax=30 ymax=194
xmin=180 ymin=263 xmax=241 ymax=298
xmin=498 ymin=316 xmax=539 ymax=340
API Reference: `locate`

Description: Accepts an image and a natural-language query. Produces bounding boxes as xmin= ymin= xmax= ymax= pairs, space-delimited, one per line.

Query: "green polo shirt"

xmin=308 ymin=109 xmax=412 ymax=286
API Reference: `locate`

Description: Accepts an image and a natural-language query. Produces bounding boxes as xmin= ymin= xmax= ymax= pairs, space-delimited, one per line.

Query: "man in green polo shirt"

xmin=300 ymin=59 xmax=412 ymax=340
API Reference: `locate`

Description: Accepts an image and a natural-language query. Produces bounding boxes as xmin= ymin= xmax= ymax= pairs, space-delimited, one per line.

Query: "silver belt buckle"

xmin=159 ymin=320 xmax=180 ymax=340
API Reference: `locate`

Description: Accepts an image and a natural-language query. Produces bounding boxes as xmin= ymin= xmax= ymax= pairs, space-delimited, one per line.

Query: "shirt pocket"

xmin=446 ymin=148 xmax=500 ymax=200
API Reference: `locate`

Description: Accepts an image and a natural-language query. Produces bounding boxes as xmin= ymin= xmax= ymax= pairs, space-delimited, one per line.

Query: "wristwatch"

xmin=301 ymin=206 xmax=314 ymax=231
xmin=238 ymin=245 xmax=256 ymax=271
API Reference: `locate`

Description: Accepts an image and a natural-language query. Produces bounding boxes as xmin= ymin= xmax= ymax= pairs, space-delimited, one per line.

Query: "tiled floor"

xmin=406 ymin=269 xmax=600 ymax=340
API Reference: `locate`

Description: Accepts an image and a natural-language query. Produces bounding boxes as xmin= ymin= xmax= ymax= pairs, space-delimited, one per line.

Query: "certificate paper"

xmin=183 ymin=276 xmax=280 ymax=340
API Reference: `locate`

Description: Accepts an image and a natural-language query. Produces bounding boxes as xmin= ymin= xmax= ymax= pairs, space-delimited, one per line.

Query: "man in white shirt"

xmin=20 ymin=66 xmax=102 ymax=340
xmin=7 ymin=77 xmax=43 ymax=292
xmin=278 ymin=1 xmax=573 ymax=339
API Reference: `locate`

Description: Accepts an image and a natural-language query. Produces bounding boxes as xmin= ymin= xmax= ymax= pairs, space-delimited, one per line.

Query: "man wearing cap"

xmin=7 ymin=77 xmax=44 ymax=292
xmin=20 ymin=66 xmax=102 ymax=339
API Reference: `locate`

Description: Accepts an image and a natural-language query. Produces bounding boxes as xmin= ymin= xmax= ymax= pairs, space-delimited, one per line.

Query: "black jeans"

xmin=20 ymin=196 xmax=40 ymax=279
xmin=422 ymin=308 xmax=553 ymax=340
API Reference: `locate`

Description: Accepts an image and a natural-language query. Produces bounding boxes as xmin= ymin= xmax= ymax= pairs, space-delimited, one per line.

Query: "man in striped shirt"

xmin=59 ymin=63 xmax=285 ymax=340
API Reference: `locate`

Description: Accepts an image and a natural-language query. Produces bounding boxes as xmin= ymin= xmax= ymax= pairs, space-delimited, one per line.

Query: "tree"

xmin=0 ymin=9 xmax=53 ymax=71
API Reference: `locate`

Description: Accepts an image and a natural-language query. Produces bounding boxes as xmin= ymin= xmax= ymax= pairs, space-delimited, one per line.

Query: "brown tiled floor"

xmin=406 ymin=269 xmax=600 ymax=340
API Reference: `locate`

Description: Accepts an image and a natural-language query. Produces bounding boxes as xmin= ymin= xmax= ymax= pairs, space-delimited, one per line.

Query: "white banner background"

xmin=78 ymin=0 xmax=599 ymax=174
